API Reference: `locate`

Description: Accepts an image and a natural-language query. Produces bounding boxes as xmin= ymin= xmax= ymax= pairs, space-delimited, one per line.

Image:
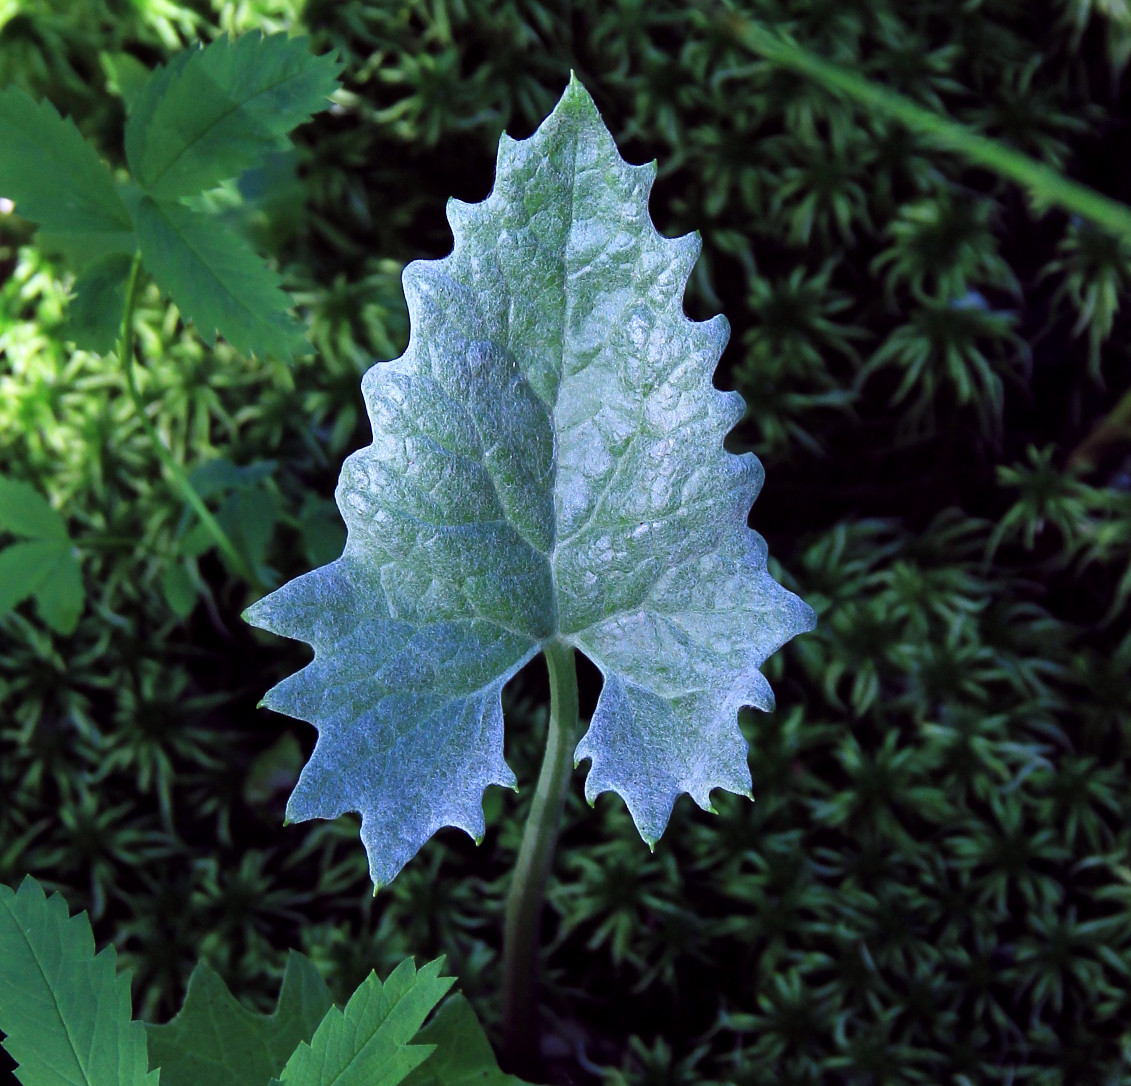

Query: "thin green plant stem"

xmin=716 ymin=11 xmax=1131 ymax=242
xmin=117 ymin=251 xmax=261 ymax=590
xmin=502 ymin=638 xmax=580 ymax=1075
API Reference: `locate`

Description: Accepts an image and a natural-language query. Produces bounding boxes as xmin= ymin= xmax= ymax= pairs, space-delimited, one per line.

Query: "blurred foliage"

xmin=2 ymin=0 xmax=1131 ymax=1083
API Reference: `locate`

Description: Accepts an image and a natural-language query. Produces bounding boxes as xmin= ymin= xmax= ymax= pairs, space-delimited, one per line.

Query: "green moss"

xmin=2 ymin=0 xmax=1131 ymax=1081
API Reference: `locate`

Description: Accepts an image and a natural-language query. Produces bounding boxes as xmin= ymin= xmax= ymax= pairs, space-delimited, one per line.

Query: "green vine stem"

xmin=117 ymin=251 xmax=261 ymax=590
xmin=502 ymin=638 xmax=580 ymax=1074
xmin=715 ymin=10 xmax=1131 ymax=242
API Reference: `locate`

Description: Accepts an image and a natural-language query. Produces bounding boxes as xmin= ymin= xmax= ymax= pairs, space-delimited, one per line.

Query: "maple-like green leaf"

xmin=0 ymin=86 xmax=135 ymax=268
xmin=244 ymin=74 xmax=816 ymax=888
xmin=271 ymin=957 xmax=453 ymax=1086
xmin=136 ymin=195 xmax=306 ymax=360
xmin=0 ymin=876 xmax=157 ymax=1086
xmin=401 ymin=995 xmax=527 ymax=1086
xmin=145 ymin=951 xmax=333 ymax=1086
xmin=124 ymin=31 xmax=343 ymax=201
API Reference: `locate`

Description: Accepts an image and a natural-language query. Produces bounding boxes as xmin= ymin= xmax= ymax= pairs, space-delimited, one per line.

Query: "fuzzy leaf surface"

xmin=272 ymin=957 xmax=453 ymax=1086
xmin=245 ymin=75 xmax=816 ymax=887
xmin=136 ymin=195 xmax=305 ymax=360
xmin=124 ymin=31 xmax=343 ymax=200
xmin=0 ymin=87 xmax=135 ymax=265
xmin=0 ymin=876 xmax=157 ymax=1086
xmin=145 ymin=951 xmax=333 ymax=1086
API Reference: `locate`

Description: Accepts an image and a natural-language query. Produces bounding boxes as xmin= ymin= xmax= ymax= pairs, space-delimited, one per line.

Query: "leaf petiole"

xmin=117 ymin=250 xmax=262 ymax=591
xmin=502 ymin=638 xmax=580 ymax=1075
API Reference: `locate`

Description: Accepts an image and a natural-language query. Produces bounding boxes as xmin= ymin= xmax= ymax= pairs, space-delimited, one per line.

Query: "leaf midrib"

xmin=544 ymin=91 xmax=583 ymax=641
xmin=144 ymin=199 xmax=277 ymax=332
xmin=144 ymin=55 xmax=315 ymax=194
xmin=0 ymin=891 xmax=91 ymax=1086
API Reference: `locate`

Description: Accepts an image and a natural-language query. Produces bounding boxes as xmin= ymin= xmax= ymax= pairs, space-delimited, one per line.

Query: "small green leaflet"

xmin=124 ymin=31 xmax=344 ymax=201
xmin=272 ymin=958 xmax=454 ymax=1086
xmin=136 ymin=195 xmax=307 ymax=361
xmin=0 ymin=476 xmax=83 ymax=634
xmin=0 ymin=85 xmax=135 ymax=268
xmin=244 ymin=74 xmax=816 ymax=889
xmin=145 ymin=952 xmax=333 ymax=1086
xmin=0 ymin=31 xmax=341 ymax=362
xmin=0 ymin=876 xmax=158 ymax=1086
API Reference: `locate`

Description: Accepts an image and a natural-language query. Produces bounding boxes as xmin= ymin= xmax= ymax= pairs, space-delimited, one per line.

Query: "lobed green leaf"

xmin=135 ymin=195 xmax=306 ymax=360
xmin=145 ymin=951 xmax=333 ymax=1086
xmin=0 ymin=876 xmax=157 ymax=1086
xmin=0 ymin=86 xmax=135 ymax=267
xmin=401 ymin=995 xmax=526 ymax=1086
xmin=124 ymin=31 xmax=343 ymax=201
xmin=272 ymin=958 xmax=453 ymax=1086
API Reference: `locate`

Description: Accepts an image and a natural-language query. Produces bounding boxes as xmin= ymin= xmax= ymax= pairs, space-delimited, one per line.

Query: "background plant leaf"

xmin=0 ymin=876 xmax=157 ymax=1086
xmin=401 ymin=995 xmax=527 ymax=1086
xmin=0 ymin=479 xmax=83 ymax=634
xmin=0 ymin=476 xmax=68 ymax=541
xmin=144 ymin=951 xmax=333 ymax=1086
xmin=272 ymin=958 xmax=453 ymax=1086
xmin=124 ymin=31 xmax=343 ymax=200
xmin=0 ymin=86 xmax=135 ymax=269
xmin=27 ymin=541 xmax=84 ymax=635
xmin=64 ymin=252 xmax=133 ymax=353
xmin=98 ymin=51 xmax=152 ymax=112
xmin=243 ymin=76 xmax=815 ymax=888
xmin=135 ymin=194 xmax=306 ymax=360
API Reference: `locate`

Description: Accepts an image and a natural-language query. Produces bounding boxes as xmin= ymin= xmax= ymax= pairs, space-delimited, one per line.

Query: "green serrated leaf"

xmin=401 ymin=995 xmax=529 ymax=1086
xmin=0 ymin=476 xmax=68 ymax=540
xmin=135 ymin=195 xmax=306 ymax=360
xmin=0 ymin=876 xmax=157 ymax=1086
xmin=0 ymin=87 xmax=135 ymax=265
xmin=65 ymin=252 xmax=133 ymax=353
xmin=243 ymin=75 xmax=816 ymax=888
xmin=145 ymin=951 xmax=333 ymax=1086
xmin=273 ymin=958 xmax=454 ymax=1086
xmin=124 ymin=31 xmax=343 ymax=200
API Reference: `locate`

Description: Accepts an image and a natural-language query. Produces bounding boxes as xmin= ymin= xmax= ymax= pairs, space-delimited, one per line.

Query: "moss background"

xmin=3 ymin=0 xmax=1131 ymax=1082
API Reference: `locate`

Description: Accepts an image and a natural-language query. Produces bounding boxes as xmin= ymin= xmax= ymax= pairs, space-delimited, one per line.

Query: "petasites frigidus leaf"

xmin=244 ymin=74 xmax=816 ymax=888
xmin=144 ymin=951 xmax=333 ymax=1086
xmin=270 ymin=958 xmax=453 ymax=1086
xmin=0 ymin=876 xmax=157 ymax=1086
xmin=124 ymin=31 xmax=343 ymax=201
xmin=0 ymin=87 xmax=136 ymax=268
